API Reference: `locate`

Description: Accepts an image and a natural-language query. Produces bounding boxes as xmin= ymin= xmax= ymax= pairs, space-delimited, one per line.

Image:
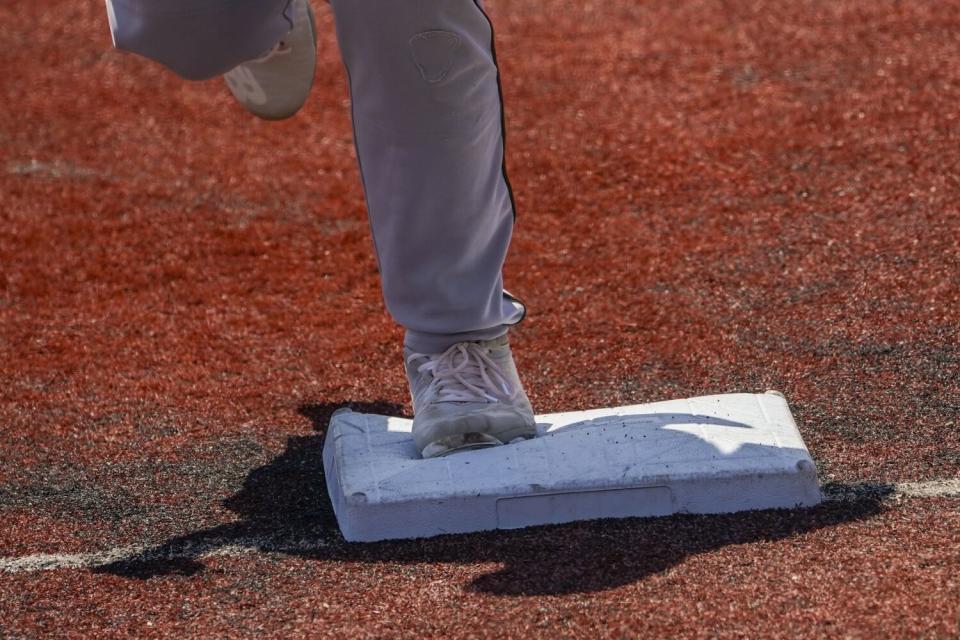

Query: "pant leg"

xmin=328 ymin=0 xmax=525 ymax=354
xmin=105 ymin=0 xmax=293 ymax=80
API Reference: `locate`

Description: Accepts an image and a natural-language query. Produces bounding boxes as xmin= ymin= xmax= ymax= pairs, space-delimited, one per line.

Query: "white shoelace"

xmin=408 ymin=342 xmax=517 ymax=404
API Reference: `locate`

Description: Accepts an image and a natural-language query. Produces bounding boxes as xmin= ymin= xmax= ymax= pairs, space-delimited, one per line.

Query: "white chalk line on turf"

xmin=0 ymin=536 xmax=331 ymax=574
xmin=1 ymin=479 xmax=958 ymax=574
xmin=890 ymin=479 xmax=960 ymax=498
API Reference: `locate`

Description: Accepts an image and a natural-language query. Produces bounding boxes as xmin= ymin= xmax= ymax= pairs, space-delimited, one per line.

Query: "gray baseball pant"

xmin=107 ymin=0 xmax=525 ymax=353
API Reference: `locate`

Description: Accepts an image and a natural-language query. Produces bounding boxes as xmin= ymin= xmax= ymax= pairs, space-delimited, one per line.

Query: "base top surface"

xmin=325 ymin=392 xmax=816 ymax=507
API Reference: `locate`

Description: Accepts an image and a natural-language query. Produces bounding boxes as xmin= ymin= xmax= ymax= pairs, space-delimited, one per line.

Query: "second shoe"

xmin=224 ymin=0 xmax=317 ymax=120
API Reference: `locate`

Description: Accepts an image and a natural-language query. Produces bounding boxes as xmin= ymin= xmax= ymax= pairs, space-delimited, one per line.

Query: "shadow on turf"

xmin=94 ymin=401 xmax=894 ymax=595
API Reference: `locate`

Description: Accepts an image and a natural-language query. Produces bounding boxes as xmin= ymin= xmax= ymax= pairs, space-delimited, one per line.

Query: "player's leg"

xmin=328 ymin=0 xmax=536 ymax=457
xmin=105 ymin=0 xmax=317 ymax=119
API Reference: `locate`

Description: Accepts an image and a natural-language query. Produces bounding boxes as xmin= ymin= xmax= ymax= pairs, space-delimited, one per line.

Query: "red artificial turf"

xmin=1 ymin=0 xmax=958 ymax=637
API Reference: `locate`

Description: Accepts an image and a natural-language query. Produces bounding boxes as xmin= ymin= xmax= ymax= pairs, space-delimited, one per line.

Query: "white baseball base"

xmin=322 ymin=391 xmax=822 ymax=542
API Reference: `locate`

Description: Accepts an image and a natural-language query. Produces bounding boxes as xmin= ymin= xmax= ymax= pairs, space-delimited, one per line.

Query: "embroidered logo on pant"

xmin=409 ymin=30 xmax=463 ymax=84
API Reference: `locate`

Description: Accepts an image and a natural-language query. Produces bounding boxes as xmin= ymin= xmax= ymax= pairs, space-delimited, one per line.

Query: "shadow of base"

xmin=94 ymin=402 xmax=892 ymax=596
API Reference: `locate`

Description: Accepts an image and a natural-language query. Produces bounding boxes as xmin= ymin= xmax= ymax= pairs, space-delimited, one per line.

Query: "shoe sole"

xmin=420 ymin=433 xmax=503 ymax=458
xmin=415 ymin=407 xmax=537 ymax=458
xmin=420 ymin=431 xmax=538 ymax=459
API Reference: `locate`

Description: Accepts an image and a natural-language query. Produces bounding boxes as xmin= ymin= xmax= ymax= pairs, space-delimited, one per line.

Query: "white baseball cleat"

xmin=224 ymin=0 xmax=317 ymax=120
xmin=405 ymin=335 xmax=538 ymax=459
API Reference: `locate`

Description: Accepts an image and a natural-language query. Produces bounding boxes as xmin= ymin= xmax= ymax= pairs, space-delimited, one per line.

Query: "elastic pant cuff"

xmin=404 ymin=326 xmax=511 ymax=354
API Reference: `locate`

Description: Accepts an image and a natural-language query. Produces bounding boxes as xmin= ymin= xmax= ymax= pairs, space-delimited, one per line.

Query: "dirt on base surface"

xmin=1 ymin=0 xmax=958 ymax=637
